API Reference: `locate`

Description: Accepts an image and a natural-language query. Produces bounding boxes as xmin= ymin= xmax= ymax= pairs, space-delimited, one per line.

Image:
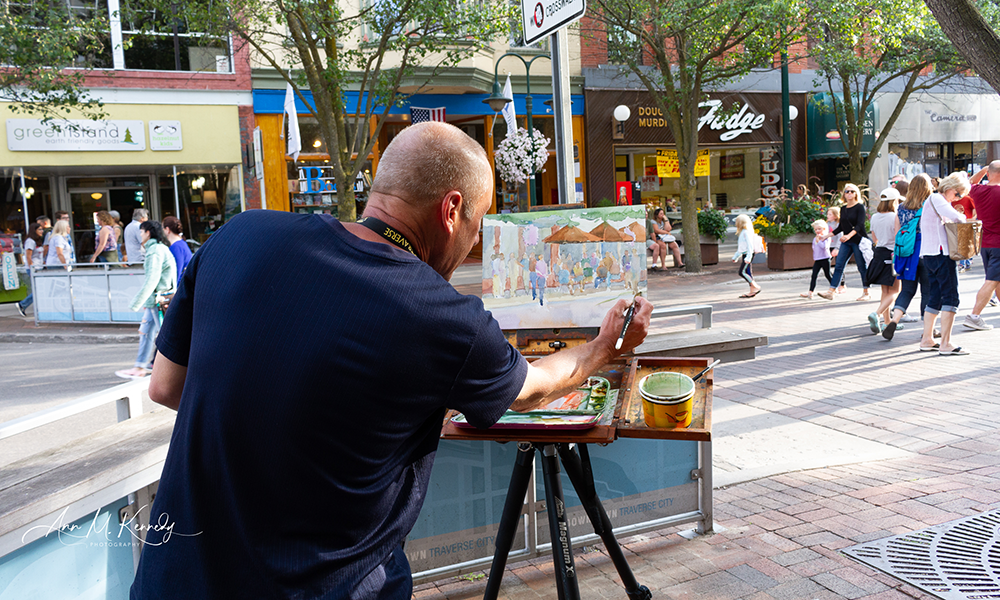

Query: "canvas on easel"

xmin=482 ymin=205 xmax=647 ymax=329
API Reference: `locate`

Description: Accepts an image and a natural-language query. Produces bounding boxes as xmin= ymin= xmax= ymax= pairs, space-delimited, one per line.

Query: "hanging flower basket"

xmin=494 ymin=127 xmax=550 ymax=187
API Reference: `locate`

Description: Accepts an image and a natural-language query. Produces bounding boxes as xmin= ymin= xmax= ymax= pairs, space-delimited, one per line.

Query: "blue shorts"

xmin=983 ymin=247 xmax=1000 ymax=282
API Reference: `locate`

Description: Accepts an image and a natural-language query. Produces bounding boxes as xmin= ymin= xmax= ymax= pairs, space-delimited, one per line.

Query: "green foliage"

xmin=754 ymin=196 xmax=829 ymax=240
xmin=696 ymin=209 xmax=728 ymax=241
xmin=595 ymin=198 xmax=615 ymax=207
xmin=0 ymin=0 xmax=109 ymax=120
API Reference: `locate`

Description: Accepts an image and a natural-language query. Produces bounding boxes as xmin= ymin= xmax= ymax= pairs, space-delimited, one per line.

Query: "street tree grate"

xmin=843 ymin=510 xmax=1000 ymax=600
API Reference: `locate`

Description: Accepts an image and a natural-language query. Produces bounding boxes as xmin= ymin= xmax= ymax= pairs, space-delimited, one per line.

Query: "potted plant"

xmin=696 ymin=208 xmax=727 ymax=265
xmin=754 ymin=195 xmax=828 ymax=270
xmin=494 ymin=127 xmax=550 ymax=212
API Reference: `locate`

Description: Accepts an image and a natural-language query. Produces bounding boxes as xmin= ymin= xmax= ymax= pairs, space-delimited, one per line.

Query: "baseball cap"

xmin=879 ymin=187 xmax=901 ymax=201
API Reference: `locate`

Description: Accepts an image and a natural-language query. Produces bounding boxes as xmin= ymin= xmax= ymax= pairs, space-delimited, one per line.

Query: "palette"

xmin=451 ymin=377 xmax=614 ymax=430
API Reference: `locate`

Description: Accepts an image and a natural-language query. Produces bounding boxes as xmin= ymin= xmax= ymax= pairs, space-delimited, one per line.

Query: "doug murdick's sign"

xmin=7 ymin=119 xmax=147 ymax=151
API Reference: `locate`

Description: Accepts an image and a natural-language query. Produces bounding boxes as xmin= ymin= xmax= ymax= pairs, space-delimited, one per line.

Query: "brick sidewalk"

xmin=415 ymin=261 xmax=1000 ymax=600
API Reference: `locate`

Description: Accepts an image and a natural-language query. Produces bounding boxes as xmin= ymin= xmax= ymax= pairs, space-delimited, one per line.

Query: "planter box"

xmin=765 ymin=233 xmax=814 ymax=271
xmin=699 ymin=235 xmax=720 ymax=265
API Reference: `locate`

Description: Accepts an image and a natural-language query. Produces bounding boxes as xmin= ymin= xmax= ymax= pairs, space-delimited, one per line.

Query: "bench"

xmin=633 ymin=305 xmax=767 ymax=363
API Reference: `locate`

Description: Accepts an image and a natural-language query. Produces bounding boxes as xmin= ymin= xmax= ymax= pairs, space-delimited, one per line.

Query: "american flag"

xmin=410 ymin=106 xmax=446 ymax=124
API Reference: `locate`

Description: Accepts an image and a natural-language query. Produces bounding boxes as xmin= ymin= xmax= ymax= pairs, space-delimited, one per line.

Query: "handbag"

xmin=927 ymin=196 xmax=983 ymax=261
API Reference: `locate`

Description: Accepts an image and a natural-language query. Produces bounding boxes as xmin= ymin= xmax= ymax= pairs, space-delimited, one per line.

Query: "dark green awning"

xmin=807 ymin=92 xmax=878 ymax=160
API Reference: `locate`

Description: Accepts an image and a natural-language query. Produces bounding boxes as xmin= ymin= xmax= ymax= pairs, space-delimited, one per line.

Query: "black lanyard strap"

xmin=358 ymin=217 xmax=416 ymax=257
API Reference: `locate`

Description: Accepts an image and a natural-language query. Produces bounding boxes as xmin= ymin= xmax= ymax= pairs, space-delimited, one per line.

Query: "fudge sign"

xmin=521 ymin=0 xmax=585 ymax=44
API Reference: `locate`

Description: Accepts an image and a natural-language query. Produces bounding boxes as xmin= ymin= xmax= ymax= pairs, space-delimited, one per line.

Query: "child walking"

xmin=733 ymin=214 xmax=762 ymax=298
xmin=802 ymin=220 xmax=833 ymax=299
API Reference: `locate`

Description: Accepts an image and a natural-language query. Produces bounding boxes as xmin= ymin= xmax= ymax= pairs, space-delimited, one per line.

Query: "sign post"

xmin=522 ymin=0 xmax=585 ymax=205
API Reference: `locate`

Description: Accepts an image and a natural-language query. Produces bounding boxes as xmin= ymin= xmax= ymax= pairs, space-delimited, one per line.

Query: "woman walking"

xmin=867 ymin=189 xmax=902 ymax=333
xmin=733 ymin=214 xmax=761 ymax=298
xmin=45 ymin=220 xmax=74 ymax=267
xmin=115 ymin=221 xmax=177 ymax=379
xmin=89 ymin=211 xmax=120 ymax=263
xmin=882 ymin=176 xmax=932 ymax=340
xmin=15 ymin=222 xmax=45 ymax=317
xmin=919 ymin=172 xmax=970 ymax=355
xmin=819 ymin=184 xmax=871 ymax=301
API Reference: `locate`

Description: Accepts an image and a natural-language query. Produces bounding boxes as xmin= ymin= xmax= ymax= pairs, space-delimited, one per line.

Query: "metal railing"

xmin=28 ymin=262 xmax=147 ymax=325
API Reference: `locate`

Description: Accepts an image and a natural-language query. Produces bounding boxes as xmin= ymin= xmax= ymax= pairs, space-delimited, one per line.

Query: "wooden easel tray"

xmin=615 ymin=357 xmax=713 ymax=442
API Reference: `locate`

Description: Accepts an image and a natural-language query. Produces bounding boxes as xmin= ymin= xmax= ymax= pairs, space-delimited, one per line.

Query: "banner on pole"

xmin=656 ymin=149 xmax=709 ymax=178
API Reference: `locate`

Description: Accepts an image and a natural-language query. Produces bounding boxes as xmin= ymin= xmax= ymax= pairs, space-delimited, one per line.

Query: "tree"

xmin=0 ymin=0 xmax=108 ymax=121
xmin=586 ymin=0 xmax=805 ymax=272
xmin=127 ymin=0 xmax=513 ymax=222
xmin=924 ymin=0 xmax=1000 ymax=95
xmin=809 ymin=0 xmax=971 ymax=185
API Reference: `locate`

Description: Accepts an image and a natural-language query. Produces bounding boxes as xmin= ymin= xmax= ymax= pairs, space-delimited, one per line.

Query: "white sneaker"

xmin=964 ymin=314 xmax=994 ymax=331
xmin=899 ymin=312 xmax=919 ymax=323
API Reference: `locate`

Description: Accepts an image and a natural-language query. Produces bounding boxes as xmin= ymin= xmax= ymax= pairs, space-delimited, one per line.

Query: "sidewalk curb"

xmin=0 ymin=332 xmax=139 ymax=344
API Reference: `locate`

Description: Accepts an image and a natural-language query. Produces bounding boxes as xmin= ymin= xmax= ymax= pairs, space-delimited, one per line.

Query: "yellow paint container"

xmin=639 ymin=371 xmax=695 ymax=429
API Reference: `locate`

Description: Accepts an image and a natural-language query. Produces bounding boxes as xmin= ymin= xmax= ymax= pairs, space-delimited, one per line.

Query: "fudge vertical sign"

xmin=521 ymin=0 xmax=585 ymax=44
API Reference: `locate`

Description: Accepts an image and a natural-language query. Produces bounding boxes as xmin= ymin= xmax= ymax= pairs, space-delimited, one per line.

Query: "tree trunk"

xmin=924 ymin=0 xmax=1000 ymax=94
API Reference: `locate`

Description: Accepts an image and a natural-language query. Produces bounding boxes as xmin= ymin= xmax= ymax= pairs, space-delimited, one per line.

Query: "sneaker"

xmin=990 ymin=297 xmax=1000 ymax=308
xmin=964 ymin=314 xmax=994 ymax=331
xmin=868 ymin=312 xmax=880 ymax=334
xmin=16 ymin=303 xmax=26 ymax=317
xmin=899 ymin=312 xmax=918 ymax=323
xmin=817 ymin=290 xmax=834 ymax=300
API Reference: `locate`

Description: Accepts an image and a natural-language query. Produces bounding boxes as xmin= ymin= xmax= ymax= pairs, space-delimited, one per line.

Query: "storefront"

xmin=806 ymin=92 xmax=878 ymax=194
xmin=252 ymin=89 xmax=587 ymax=215
xmin=584 ymin=90 xmax=808 ymax=212
xmin=1 ymin=100 xmax=245 ymax=253
xmin=869 ymin=92 xmax=1000 ymax=195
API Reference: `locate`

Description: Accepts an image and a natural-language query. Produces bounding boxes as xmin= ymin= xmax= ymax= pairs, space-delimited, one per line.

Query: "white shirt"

xmin=869 ymin=212 xmax=897 ymax=249
xmin=124 ymin=220 xmax=144 ymax=264
xmin=919 ymin=193 xmax=966 ymax=257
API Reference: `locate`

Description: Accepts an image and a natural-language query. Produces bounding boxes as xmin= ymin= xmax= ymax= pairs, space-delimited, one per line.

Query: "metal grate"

xmin=843 ymin=510 xmax=1000 ymax=600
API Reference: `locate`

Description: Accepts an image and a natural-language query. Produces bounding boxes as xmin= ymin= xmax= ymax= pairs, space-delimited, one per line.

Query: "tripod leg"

xmin=541 ymin=443 xmax=581 ymax=600
xmin=484 ymin=444 xmax=536 ymax=600
xmin=559 ymin=444 xmax=651 ymax=600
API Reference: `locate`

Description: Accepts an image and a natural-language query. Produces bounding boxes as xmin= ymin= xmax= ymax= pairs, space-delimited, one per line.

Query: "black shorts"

xmin=866 ymin=246 xmax=896 ymax=286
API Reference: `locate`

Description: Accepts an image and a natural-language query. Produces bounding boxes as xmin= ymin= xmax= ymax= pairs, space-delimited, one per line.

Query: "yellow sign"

xmin=656 ymin=149 xmax=710 ymax=178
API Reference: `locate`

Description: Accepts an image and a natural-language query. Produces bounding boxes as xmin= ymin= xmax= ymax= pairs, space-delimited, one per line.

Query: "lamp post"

xmin=484 ymin=52 xmax=551 ymax=208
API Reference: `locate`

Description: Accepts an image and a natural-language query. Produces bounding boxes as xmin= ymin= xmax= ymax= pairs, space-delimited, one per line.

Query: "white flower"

xmin=495 ymin=128 xmax=550 ymax=186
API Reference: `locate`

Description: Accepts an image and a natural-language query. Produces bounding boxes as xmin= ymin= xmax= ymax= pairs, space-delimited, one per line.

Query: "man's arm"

xmin=510 ymin=296 xmax=653 ymax=412
xmin=972 ymin=167 xmax=989 ymax=185
xmin=149 ymin=351 xmax=186 ymax=410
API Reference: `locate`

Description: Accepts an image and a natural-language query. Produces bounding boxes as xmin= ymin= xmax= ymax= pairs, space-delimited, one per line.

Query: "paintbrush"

xmin=615 ymin=294 xmax=640 ymax=350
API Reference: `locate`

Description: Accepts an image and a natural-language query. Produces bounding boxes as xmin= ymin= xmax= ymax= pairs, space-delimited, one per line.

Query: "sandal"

xmin=800 ymin=292 xmax=813 ymax=299
xmin=939 ymin=347 xmax=969 ymax=356
xmin=115 ymin=368 xmax=151 ymax=380
xmin=740 ymin=289 xmax=762 ymax=298
xmin=918 ymin=343 xmax=940 ymax=352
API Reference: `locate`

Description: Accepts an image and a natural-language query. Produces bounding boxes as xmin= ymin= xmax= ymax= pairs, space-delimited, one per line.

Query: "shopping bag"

xmin=945 ymin=220 xmax=982 ymax=261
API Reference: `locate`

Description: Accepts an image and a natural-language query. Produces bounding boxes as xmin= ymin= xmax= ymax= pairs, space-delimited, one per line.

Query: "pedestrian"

xmin=801 ymin=219 xmax=832 ymax=299
xmin=733 ymin=214 xmax=761 ymax=298
xmin=88 ymin=211 xmax=120 ymax=263
xmin=818 ymin=183 xmax=870 ymax=301
xmin=162 ymin=216 xmax=193 ymax=275
xmin=645 ymin=208 xmax=668 ymax=270
xmin=882 ymin=176 xmax=932 ymax=341
xmin=15 ymin=222 xmax=45 ymax=317
xmin=115 ymin=221 xmax=177 ymax=379
xmin=826 ymin=206 xmax=848 ymax=294
xmin=653 ymin=207 xmax=684 ymax=268
xmin=963 ymin=161 xmax=1000 ymax=331
xmin=129 ymin=121 xmax=652 ymax=600
xmin=123 ymin=208 xmax=149 ymax=264
xmin=108 ymin=210 xmax=124 ymax=261
xmin=917 ymin=172 xmax=968 ymax=355
xmin=44 ymin=220 xmax=74 ymax=267
xmin=795 ymin=184 xmax=810 ymax=201
xmin=44 ymin=211 xmax=74 ymax=263
xmin=866 ymin=188 xmax=902 ymax=333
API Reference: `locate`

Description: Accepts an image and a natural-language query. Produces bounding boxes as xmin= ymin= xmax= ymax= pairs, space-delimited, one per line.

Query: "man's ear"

xmin=438 ymin=191 xmax=463 ymax=234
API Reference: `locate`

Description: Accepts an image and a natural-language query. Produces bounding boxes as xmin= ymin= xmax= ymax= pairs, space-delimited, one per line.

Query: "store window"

xmin=288 ymin=159 xmax=372 ymax=217
xmin=68 ymin=177 xmax=149 ymax=255
xmin=888 ymin=142 xmax=987 ymax=180
xmin=625 ymin=147 xmax=764 ymax=211
xmin=168 ymin=167 xmax=241 ymax=244
xmin=7 ymin=0 xmax=114 ymax=68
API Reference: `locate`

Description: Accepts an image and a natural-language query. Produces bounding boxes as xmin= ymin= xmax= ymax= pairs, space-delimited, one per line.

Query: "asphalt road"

xmin=0 ymin=341 xmax=160 ymax=467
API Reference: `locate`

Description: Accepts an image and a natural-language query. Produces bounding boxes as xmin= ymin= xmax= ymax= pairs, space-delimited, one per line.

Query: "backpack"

xmin=894 ymin=209 xmax=921 ymax=258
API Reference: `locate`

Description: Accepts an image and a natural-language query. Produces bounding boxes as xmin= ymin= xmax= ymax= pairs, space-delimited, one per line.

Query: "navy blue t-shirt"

xmin=131 ymin=211 xmax=527 ymax=600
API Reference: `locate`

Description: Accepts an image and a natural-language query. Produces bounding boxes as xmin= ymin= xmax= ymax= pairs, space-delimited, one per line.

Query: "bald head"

xmin=371 ymin=121 xmax=492 ymax=218
xmin=988 ymin=160 xmax=1000 ymax=182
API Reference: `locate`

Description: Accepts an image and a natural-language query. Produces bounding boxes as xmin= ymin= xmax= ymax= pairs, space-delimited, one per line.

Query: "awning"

xmin=807 ymin=92 xmax=878 ymax=160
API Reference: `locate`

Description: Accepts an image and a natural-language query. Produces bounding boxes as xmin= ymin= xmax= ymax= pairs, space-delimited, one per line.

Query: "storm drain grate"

xmin=843 ymin=509 xmax=1000 ymax=600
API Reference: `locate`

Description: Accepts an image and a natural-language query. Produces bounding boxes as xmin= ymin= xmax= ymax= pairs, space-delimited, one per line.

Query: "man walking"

xmin=964 ymin=162 xmax=1000 ymax=330
xmin=123 ymin=208 xmax=148 ymax=264
xmin=130 ymin=121 xmax=652 ymax=600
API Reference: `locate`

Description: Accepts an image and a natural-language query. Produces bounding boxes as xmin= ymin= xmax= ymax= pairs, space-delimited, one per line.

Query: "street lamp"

xmin=483 ymin=52 xmax=551 ymax=208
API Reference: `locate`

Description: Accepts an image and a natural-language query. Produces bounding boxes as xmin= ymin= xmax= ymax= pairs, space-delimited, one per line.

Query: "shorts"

xmin=646 ymin=239 xmax=657 ymax=250
xmin=983 ymin=247 xmax=1000 ymax=282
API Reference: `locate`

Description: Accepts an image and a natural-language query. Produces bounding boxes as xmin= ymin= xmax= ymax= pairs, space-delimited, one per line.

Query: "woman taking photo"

xmin=919 ymin=172 xmax=969 ymax=355
xmin=819 ymin=183 xmax=871 ymax=301
xmin=116 ymin=221 xmax=177 ymax=379
xmin=89 ymin=210 xmax=119 ymax=263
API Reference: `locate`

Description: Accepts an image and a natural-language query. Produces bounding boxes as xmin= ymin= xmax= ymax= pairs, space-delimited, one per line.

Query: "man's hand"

xmin=597 ymin=296 xmax=653 ymax=355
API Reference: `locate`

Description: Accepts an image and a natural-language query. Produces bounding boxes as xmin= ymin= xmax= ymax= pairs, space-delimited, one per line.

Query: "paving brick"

xmin=812 ymin=572 xmax=870 ymax=599
xmin=770 ymin=548 xmax=823 ymax=567
xmin=727 ymin=564 xmax=779 ymax=590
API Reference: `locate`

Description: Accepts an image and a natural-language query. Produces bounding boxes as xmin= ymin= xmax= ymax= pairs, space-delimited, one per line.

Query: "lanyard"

xmin=357 ymin=217 xmax=416 ymax=257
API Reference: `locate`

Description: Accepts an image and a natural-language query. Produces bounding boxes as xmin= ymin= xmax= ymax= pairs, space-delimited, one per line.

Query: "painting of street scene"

xmin=482 ymin=205 xmax=647 ymax=329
